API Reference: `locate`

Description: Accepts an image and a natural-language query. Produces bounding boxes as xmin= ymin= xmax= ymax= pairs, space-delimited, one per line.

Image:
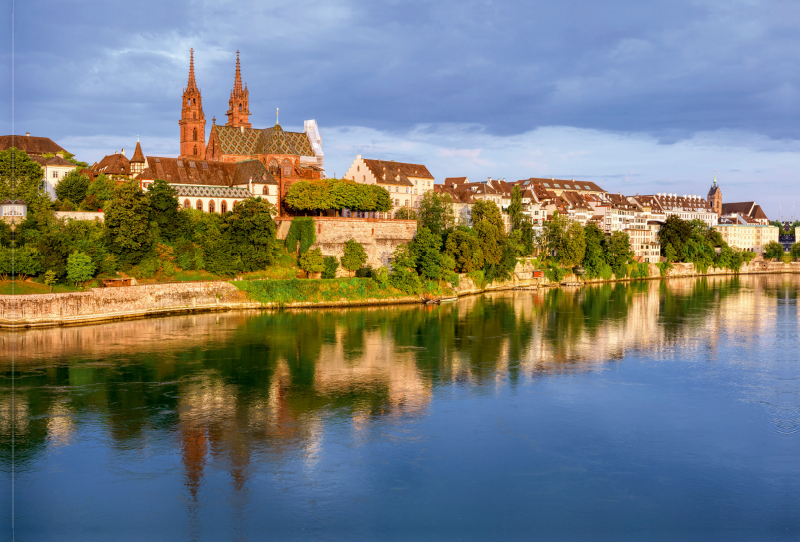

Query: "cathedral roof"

xmin=139 ymin=157 xmax=276 ymax=187
xmin=212 ymin=124 xmax=316 ymax=157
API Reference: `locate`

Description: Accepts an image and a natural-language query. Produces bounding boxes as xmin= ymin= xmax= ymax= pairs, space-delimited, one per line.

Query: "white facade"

xmin=713 ymin=224 xmax=779 ymax=254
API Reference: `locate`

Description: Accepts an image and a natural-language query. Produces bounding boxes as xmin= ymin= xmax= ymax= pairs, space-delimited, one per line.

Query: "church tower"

xmin=226 ymin=51 xmax=251 ymax=128
xmin=179 ymin=49 xmax=206 ymax=159
xmin=707 ymin=172 xmax=722 ymax=215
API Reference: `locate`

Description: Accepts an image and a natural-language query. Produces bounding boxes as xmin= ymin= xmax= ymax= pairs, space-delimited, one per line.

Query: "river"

xmin=2 ymin=275 xmax=799 ymax=541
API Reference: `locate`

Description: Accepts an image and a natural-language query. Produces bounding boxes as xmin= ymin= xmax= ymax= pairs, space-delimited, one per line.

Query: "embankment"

xmin=3 ymin=259 xmax=799 ymax=329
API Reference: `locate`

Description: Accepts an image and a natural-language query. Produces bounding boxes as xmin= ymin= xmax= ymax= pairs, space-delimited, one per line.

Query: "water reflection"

xmin=2 ymin=274 xmax=800 ymax=538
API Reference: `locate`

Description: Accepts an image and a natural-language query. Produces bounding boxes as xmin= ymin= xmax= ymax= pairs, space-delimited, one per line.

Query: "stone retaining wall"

xmin=0 ymin=281 xmax=257 ymax=327
xmin=275 ymin=217 xmax=417 ymax=268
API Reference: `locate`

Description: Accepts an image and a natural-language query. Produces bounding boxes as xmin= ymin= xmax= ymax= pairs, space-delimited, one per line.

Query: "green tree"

xmin=417 ymin=191 xmax=455 ymax=238
xmin=55 ymin=170 xmax=90 ymax=205
xmin=471 ymin=200 xmax=505 ymax=233
xmin=559 ymin=221 xmax=586 ymax=268
xmin=341 ymin=239 xmax=367 ymax=276
xmin=225 ymin=197 xmax=278 ymax=271
xmin=13 ymin=245 xmax=42 ymax=280
xmin=508 ymin=185 xmax=524 ymax=230
xmin=394 ymin=207 xmax=417 ymax=220
xmin=542 ymin=212 xmax=569 ymax=260
xmin=389 ymin=243 xmax=422 ymax=294
xmin=147 ymin=179 xmax=183 ymax=241
xmin=322 ymin=255 xmax=339 ymax=278
xmin=790 ymin=242 xmax=800 ymax=261
xmin=411 ymin=227 xmax=445 ymax=280
xmin=0 ymin=148 xmax=50 ymax=211
xmin=763 ymin=240 xmax=785 ymax=260
xmin=445 ymin=229 xmax=484 ymax=273
xmin=582 ymin=223 xmax=606 ymax=278
xmin=86 ymin=173 xmax=116 ymax=206
xmin=43 ymin=270 xmax=57 ymax=292
xmin=285 ymin=180 xmax=332 ymax=213
xmin=604 ymin=231 xmax=633 ymax=278
xmin=299 ymin=248 xmax=325 ymax=277
xmin=0 ymin=246 xmax=9 ymax=280
xmin=103 ymin=179 xmax=154 ymax=265
xmin=474 ymin=220 xmax=503 ymax=266
xmin=66 ymin=251 xmax=95 ymax=285
xmin=658 ymin=216 xmax=692 ymax=261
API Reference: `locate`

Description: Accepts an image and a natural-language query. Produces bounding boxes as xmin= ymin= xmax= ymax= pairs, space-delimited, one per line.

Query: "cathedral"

xmin=179 ymin=49 xmax=324 ymax=179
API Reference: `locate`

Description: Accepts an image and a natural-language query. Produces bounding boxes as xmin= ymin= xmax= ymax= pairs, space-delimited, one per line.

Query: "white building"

xmin=344 ymin=155 xmax=434 ymax=216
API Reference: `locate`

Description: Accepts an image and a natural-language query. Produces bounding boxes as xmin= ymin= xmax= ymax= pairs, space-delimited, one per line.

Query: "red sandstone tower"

xmin=179 ymin=49 xmax=206 ymax=159
xmin=226 ymin=51 xmax=251 ymax=128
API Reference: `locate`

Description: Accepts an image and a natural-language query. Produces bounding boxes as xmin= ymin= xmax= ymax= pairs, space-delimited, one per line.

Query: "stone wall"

xmin=275 ymin=217 xmax=417 ymax=268
xmin=54 ymin=211 xmax=104 ymax=222
xmin=0 ymin=281 xmax=256 ymax=327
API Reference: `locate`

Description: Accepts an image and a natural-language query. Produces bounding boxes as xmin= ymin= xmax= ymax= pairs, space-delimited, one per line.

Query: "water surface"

xmin=2 ymin=276 xmax=800 ymax=541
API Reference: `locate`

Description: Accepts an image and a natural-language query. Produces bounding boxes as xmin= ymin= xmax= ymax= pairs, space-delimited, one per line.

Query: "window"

xmin=220 ymin=201 xmax=227 ymax=213
xmin=184 ymin=199 xmax=190 ymax=209
xmin=209 ymin=200 xmax=215 ymax=213
xmin=193 ymin=112 xmax=196 ymax=120
xmin=52 ymin=171 xmax=58 ymax=178
xmin=201 ymin=162 xmax=208 ymax=169
xmin=196 ymin=200 xmax=203 ymax=211
xmin=363 ymin=175 xmax=366 ymax=181
xmin=405 ymin=199 xmax=409 ymax=207
xmin=239 ymin=103 xmax=242 ymax=111
xmin=193 ymin=145 xmax=197 ymax=156
xmin=395 ymin=199 xmax=399 ymax=206
xmin=192 ymin=128 xmax=197 ymax=141
xmin=282 ymin=159 xmax=292 ymax=177
xmin=357 ymin=165 xmax=360 ymax=172
xmin=188 ymin=98 xmax=191 ymax=105
xmin=414 ymin=189 xmax=417 ymax=194
xmin=188 ymin=161 xmax=196 ymax=168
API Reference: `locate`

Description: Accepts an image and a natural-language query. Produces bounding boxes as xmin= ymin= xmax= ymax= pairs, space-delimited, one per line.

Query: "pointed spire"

xmin=187 ymin=48 xmax=198 ymax=91
xmin=233 ymin=50 xmax=243 ymax=93
xmin=276 ymin=107 xmax=279 ymax=126
xmin=131 ymin=140 xmax=145 ymax=163
xmin=713 ymin=168 xmax=717 ymax=187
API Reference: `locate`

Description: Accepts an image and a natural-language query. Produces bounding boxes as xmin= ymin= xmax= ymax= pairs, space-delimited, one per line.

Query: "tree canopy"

xmin=0 ymin=148 xmax=50 ymax=210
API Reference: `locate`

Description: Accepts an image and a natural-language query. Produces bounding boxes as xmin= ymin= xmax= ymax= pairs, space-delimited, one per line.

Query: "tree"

xmin=445 ymin=229 xmax=484 ymax=272
xmin=790 ymin=242 xmax=800 ymax=261
xmin=225 ymin=197 xmax=279 ymax=271
xmin=299 ymin=248 xmax=325 ymax=277
xmin=322 ymin=255 xmax=339 ymax=278
xmin=474 ymin=220 xmax=503 ymax=266
xmin=103 ymin=179 xmax=154 ymax=265
xmin=542 ymin=212 xmax=569 ymax=260
xmin=417 ymin=191 xmax=455 ymax=238
xmin=658 ymin=216 xmax=692 ymax=261
xmin=0 ymin=148 xmax=50 ymax=211
xmin=508 ymin=185 xmax=524 ymax=231
xmin=55 ymin=170 xmax=90 ymax=205
xmin=763 ymin=240 xmax=785 ymax=260
xmin=43 ymin=270 xmax=57 ymax=293
xmin=410 ymin=227 xmax=445 ymax=280
xmin=389 ymin=243 xmax=422 ymax=294
xmin=582 ymin=223 xmax=606 ymax=277
xmin=394 ymin=207 xmax=417 ymax=220
xmin=285 ymin=180 xmax=332 ymax=213
xmin=66 ymin=251 xmax=95 ymax=286
xmin=147 ymin=179 xmax=183 ymax=240
xmin=471 ymin=200 xmax=505 ymax=233
xmin=559 ymin=222 xmax=586 ymax=268
xmin=604 ymin=231 xmax=633 ymax=278
xmin=341 ymin=239 xmax=367 ymax=276
xmin=14 ymin=245 xmax=42 ymax=280
xmin=86 ymin=173 xmax=116 ymax=207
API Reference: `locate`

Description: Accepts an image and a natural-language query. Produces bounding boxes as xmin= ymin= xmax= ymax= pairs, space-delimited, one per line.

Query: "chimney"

xmin=121 ymin=148 xmax=125 ymax=156
xmin=25 ymin=132 xmax=30 ymax=137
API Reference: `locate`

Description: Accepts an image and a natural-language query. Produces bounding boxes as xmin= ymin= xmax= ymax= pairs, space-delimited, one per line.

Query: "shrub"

xmin=628 ymin=262 xmax=650 ymax=280
xmin=322 ymin=256 xmax=339 ymax=279
xmin=100 ymin=254 xmax=119 ymax=275
xmin=790 ymin=242 xmax=800 ymax=261
xmin=742 ymin=251 xmax=756 ymax=263
xmin=341 ymin=239 xmax=367 ymax=276
xmin=285 ymin=217 xmax=316 ymax=255
xmin=657 ymin=261 xmax=672 ymax=277
xmin=298 ymin=248 xmax=325 ymax=277
xmin=129 ymin=256 xmax=160 ymax=279
xmin=355 ymin=265 xmax=374 ymax=278
xmin=372 ymin=266 xmax=389 ymax=287
xmin=66 ymin=251 xmax=95 ymax=285
xmin=763 ymin=241 xmax=784 ymax=261
xmin=544 ymin=262 xmax=567 ymax=283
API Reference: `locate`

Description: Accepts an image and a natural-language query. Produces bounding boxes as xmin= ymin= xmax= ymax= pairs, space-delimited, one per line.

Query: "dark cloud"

xmin=3 ymin=0 xmax=800 ymax=161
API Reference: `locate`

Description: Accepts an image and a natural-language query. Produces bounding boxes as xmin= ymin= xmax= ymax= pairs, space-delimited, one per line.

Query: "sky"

xmin=2 ymin=0 xmax=800 ymax=218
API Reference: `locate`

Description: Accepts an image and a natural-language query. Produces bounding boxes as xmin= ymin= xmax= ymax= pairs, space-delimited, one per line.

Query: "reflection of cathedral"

xmin=179 ymin=49 xmax=324 ymax=180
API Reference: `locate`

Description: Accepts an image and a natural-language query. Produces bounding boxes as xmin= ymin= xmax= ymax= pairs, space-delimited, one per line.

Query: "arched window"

xmin=193 ymin=128 xmax=197 ymax=141
xmin=196 ymin=200 xmax=203 ymax=211
xmin=239 ymin=103 xmax=242 ymax=111
xmin=184 ymin=199 xmax=190 ymax=209
xmin=263 ymin=185 xmax=269 ymax=195
xmin=188 ymin=98 xmax=191 ymax=105
xmin=269 ymin=159 xmax=279 ymax=174
xmin=193 ymin=98 xmax=196 ymax=105
xmin=209 ymin=200 xmax=215 ymax=213
xmin=193 ymin=112 xmax=197 ymax=120
xmin=220 ymin=201 xmax=227 ymax=213
xmin=282 ymin=159 xmax=292 ymax=178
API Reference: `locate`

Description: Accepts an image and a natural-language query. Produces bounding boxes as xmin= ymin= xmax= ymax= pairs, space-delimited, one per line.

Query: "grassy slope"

xmin=234 ymin=277 xmax=413 ymax=305
xmin=0 ymin=280 xmax=82 ymax=295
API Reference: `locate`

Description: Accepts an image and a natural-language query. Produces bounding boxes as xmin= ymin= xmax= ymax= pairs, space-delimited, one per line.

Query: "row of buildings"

xmin=0 ymin=50 xmax=782 ymax=260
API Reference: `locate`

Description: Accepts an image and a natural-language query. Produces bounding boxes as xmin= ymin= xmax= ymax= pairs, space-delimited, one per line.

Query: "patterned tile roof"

xmin=212 ymin=124 xmax=316 ymax=157
xmin=173 ymin=184 xmax=251 ymax=198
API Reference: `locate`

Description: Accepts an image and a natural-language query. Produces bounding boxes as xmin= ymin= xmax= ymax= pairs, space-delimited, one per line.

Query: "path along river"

xmin=2 ymin=275 xmax=799 ymax=541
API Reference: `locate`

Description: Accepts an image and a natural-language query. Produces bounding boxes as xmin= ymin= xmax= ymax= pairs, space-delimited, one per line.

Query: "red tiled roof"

xmin=139 ymin=157 xmax=274 ymax=187
xmin=131 ymin=141 xmax=145 ymax=163
xmin=362 ymin=159 xmax=433 ymax=186
xmin=0 ymin=135 xmax=66 ymax=155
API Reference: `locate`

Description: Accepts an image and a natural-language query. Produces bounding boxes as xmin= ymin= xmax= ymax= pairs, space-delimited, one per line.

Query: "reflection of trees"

xmin=3 ymin=274 xmax=796 ymax=488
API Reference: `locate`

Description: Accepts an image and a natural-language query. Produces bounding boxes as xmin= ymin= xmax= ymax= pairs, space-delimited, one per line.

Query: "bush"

xmin=372 ymin=266 xmax=390 ymax=287
xmin=742 ymin=251 xmax=756 ymax=263
xmin=790 ymin=242 xmax=800 ymax=261
xmin=66 ymin=251 xmax=96 ymax=285
xmin=628 ymin=262 xmax=650 ymax=280
xmin=656 ymin=261 xmax=672 ymax=277
xmin=389 ymin=266 xmax=422 ymax=294
xmin=322 ymin=256 xmax=339 ymax=279
xmin=341 ymin=239 xmax=367 ymax=276
xmin=299 ymin=248 xmax=325 ymax=277
xmin=467 ymin=269 xmax=486 ymax=289
xmin=763 ymin=241 xmax=784 ymax=260
xmin=355 ymin=265 xmax=374 ymax=278
xmin=129 ymin=256 xmax=160 ymax=279
xmin=285 ymin=217 xmax=316 ymax=255
xmin=544 ymin=262 xmax=567 ymax=283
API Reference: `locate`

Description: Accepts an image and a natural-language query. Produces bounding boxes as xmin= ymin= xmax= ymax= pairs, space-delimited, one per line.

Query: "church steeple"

xmin=707 ymin=170 xmax=722 ymax=215
xmin=180 ymin=48 xmax=206 ymax=159
xmin=226 ymin=51 xmax=251 ymax=128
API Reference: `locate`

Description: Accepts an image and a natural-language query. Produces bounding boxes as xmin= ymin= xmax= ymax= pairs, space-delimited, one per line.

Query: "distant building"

xmin=0 ymin=199 xmax=27 ymax=221
xmin=707 ymin=176 xmax=722 ymax=215
xmin=0 ymin=133 xmax=66 ymax=157
xmin=713 ymin=223 xmax=778 ymax=254
xmin=344 ymin=155 xmax=434 ymax=216
xmin=30 ymin=154 xmax=77 ymax=199
xmin=720 ymin=202 xmax=769 ymax=225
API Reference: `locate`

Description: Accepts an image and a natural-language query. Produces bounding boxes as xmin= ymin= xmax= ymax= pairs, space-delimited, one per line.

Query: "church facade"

xmin=178 ymin=50 xmax=324 ymax=182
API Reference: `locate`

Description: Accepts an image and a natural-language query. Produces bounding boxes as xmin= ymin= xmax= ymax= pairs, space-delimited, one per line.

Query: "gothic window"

xmin=239 ymin=103 xmax=242 ymax=111
xmin=193 ymin=145 xmax=197 ymax=156
xmin=193 ymin=112 xmax=197 ymax=120
xmin=282 ymin=159 xmax=292 ymax=178
xmin=188 ymin=98 xmax=191 ymax=105
xmin=209 ymin=200 xmax=215 ymax=213
xmin=269 ymin=159 xmax=279 ymax=174
xmin=196 ymin=200 xmax=203 ymax=211
xmin=184 ymin=200 xmax=190 ymax=209
xmin=193 ymin=128 xmax=197 ymax=141
xmin=263 ymin=186 xmax=269 ymax=195
xmin=221 ymin=201 xmax=227 ymax=213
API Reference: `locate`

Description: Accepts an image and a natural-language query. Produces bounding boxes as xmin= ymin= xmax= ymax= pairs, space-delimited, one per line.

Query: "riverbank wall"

xmin=3 ymin=260 xmax=800 ymax=329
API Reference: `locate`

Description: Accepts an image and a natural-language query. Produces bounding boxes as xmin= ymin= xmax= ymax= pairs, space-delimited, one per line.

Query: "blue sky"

xmin=3 ymin=0 xmax=800 ymax=218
